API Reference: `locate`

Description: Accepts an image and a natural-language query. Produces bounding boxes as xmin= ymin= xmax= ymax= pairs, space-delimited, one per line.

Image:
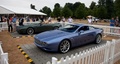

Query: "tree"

xmin=115 ymin=0 xmax=120 ymax=17
xmin=30 ymin=4 xmax=36 ymax=10
xmin=61 ymin=6 xmax=73 ymax=18
xmin=106 ymin=0 xmax=114 ymax=18
xmin=40 ymin=6 xmax=52 ymax=16
xmin=54 ymin=3 xmax=60 ymax=8
xmin=90 ymin=1 xmax=96 ymax=10
xmin=72 ymin=2 xmax=82 ymax=17
xmin=97 ymin=6 xmax=107 ymax=19
xmin=93 ymin=6 xmax=99 ymax=17
xmin=75 ymin=4 xmax=86 ymax=19
xmin=98 ymin=0 xmax=114 ymax=18
xmin=53 ymin=3 xmax=61 ymax=17
xmin=53 ymin=7 xmax=61 ymax=17
xmin=64 ymin=3 xmax=73 ymax=11
xmin=98 ymin=0 xmax=106 ymax=6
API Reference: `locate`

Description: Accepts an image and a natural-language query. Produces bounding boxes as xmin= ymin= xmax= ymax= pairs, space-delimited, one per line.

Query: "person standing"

xmin=40 ymin=16 xmax=44 ymax=23
xmin=110 ymin=17 xmax=115 ymax=33
xmin=48 ymin=16 xmax=52 ymax=23
xmin=115 ymin=16 xmax=119 ymax=27
xmin=67 ymin=16 xmax=73 ymax=23
xmin=8 ymin=16 xmax=13 ymax=32
xmin=19 ymin=17 xmax=24 ymax=26
xmin=87 ymin=17 xmax=92 ymax=24
xmin=57 ymin=17 xmax=61 ymax=22
xmin=12 ymin=15 xmax=17 ymax=32
xmin=61 ymin=16 xmax=66 ymax=27
xmin=62 ymin=16 xmax=65 ymax=22
xmin=115 ymin=16 xmax=120 ymax=33
xmin=0 ymin=16 xmax=2 ymax=28
xmin=0 ymin=16 xmax=1 ymax=22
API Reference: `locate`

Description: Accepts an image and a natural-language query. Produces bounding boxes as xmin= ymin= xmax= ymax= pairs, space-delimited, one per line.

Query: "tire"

xmin=95 ymin=34 xmax=102 ymax=44
xmin=27 ymin=28 xmax=34 ymax=35
xmin=59 ymin=40 xmax=71 ymax=53
xmin=54 ymin=26 xmax=59 ymax=30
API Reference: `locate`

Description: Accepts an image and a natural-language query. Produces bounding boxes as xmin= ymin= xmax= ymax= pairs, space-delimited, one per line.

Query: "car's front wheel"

xmin=59 ymin=40 xmax=71 ymax=53
xmin=95 ymin=34 xmax=102 ymax=44
xmin=27 ymin=28 xmax=34 ymax=35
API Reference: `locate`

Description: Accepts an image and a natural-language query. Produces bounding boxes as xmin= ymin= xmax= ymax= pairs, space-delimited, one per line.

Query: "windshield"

xmin=59 ymin=25 xmax=79 ymax=32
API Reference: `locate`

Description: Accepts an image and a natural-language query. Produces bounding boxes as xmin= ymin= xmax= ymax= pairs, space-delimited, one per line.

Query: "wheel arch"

xmin=97 ymin=33 xmax=102 ymax=37
xmin=58 ymin=38 xmax=72 ymax=49
xmin=94 ymin=33 xmax=102 ymax=44
xmin=26 ymin=27 xmax=35 ymax=33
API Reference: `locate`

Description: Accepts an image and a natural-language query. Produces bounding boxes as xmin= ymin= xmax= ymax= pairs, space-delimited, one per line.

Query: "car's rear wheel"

xmin=95 ymin=34 xmax=102 ymax=44
xmin=27 ymin=28 xmax=34 ymax=35
xmin=59 ymin=40 xmax=70 ymax=53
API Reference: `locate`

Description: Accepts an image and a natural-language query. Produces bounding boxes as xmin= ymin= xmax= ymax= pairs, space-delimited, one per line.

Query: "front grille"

xmin=35 ymin=38 xmax=47 ymax=47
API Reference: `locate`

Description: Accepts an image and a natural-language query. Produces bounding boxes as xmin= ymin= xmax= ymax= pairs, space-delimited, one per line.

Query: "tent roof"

xmin=0 ymin=5 xmax=46 ymax=15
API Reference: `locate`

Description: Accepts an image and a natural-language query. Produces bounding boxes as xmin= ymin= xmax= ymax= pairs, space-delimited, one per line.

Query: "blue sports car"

xmin=34 ymin=24 xmax=103 ymax=53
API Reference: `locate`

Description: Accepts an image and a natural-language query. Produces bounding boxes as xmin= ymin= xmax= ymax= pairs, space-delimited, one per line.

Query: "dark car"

xmin=34 ymin=24 xmax=103 ymax=53
xmin=16 ymin=22 xmax=61 ymax=35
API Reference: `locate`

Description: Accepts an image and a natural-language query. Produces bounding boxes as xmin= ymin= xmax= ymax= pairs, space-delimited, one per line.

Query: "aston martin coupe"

xmin=34 ymin=24 xmax=103 ymax=53
xmin=16 ymin=22 xmax=61 ymax=35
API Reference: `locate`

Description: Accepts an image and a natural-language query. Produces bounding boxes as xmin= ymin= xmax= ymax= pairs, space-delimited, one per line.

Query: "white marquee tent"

xmin=0 ymin=5 xmax=46 ymax=15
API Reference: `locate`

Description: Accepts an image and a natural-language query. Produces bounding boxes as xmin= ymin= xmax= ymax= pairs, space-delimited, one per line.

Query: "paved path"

xmin=10 ymin=32 xmax=36 ymax=38
xmin=21 ymin=40 xmax=107 ymax=64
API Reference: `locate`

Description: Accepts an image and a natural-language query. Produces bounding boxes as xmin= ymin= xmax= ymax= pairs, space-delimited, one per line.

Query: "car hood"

xmin=35 ymin=30 xmax=71 ymax=41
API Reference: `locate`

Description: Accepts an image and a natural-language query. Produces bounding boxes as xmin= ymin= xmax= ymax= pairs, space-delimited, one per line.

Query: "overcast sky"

xmin=0 ymin=0 xmax=99 ymax=11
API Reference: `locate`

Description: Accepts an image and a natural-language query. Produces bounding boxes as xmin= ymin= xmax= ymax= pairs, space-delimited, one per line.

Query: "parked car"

xmin=16 ymin=23 xmax=62 ymax=35
xmin=34 ymin=24 xmax=103 ymax=53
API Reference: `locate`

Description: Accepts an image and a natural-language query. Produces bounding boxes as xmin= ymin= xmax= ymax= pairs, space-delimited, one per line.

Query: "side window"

xmin=89 ymin=26 xmax=95 ymax=30
xmin=84 ymin=26 xmax=89 ymax=31
xmin=77 ymin=26 xmax=89 ymax=32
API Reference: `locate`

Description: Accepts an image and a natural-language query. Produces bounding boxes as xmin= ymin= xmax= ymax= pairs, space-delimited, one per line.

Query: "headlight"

xmin=41 ymin=42 xmax=47 ymax=46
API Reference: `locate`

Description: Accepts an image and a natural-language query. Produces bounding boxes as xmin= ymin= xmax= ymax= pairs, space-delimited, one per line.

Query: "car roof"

xmin=71 ymin=23 xmax=88 ymax=27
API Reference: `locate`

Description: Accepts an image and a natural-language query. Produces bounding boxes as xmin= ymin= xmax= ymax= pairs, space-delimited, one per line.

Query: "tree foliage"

xmin=97 ymin=6 xmax=107 ymax=19
xmin=37 ymin=0 xmax=119 ymax=19
xmin=61 ymin=6 xmax=73 ymax=18
xmin=106 ymin=0 xmax=114 ymax=18
xmin=75 ymin=4 xmax=86 ymax=19
xmin=52 ymin=3 xmax=61 ymax=17
xmin=90 ymin=1 xmax=96 ymax=10
xmin=115 ymin=0 xmax=120 ymax=17
xmin=40 ymin=6 xmax=51 ymax=16
xmin=54 ymin=3 xmax=60 ymax=8
xmin=64 ymin=3 xmax=73 ymax=12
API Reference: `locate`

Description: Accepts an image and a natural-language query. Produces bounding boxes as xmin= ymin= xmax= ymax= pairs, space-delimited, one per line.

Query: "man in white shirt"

xmin=68 ymin=16 xmax=73 ymax=23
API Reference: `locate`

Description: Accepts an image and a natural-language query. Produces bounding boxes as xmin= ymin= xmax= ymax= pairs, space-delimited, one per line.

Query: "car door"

xmin=35 ymin=24 xmax=53 ymax=33
xmin=80 ymin=26 xmax=95 ymax=44
xmin=39 ymin=24 xmax=53 ymax=32
xmin=87 ymin=26 xmax=96 ymax=42
xmin=34 ymin=24 xmax=44 ymax=33
xmin=72 ymin=26 xmax=88 ymax=47
xmin=76 ymin=26 xmax=94 ymax=45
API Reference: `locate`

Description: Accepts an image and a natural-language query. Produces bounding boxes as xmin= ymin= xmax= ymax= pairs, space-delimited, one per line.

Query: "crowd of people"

xmin=47 ymin=16 xmax=73 ymax=23
xmin=0 ymin=15 xmax=45 ymax=32
xmin=110 ymin=16 xmax=120 ymax=27
xmin=0 ymin=15 xmax=74 ymax=33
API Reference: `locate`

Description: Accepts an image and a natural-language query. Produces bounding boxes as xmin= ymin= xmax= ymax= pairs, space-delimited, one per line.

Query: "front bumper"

xmin=34 ymin=42 xmax=59 ymax=52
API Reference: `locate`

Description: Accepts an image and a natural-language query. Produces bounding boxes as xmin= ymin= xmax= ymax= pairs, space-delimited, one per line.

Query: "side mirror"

xmin=78 ymin=30 xmax=84 ymax=35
